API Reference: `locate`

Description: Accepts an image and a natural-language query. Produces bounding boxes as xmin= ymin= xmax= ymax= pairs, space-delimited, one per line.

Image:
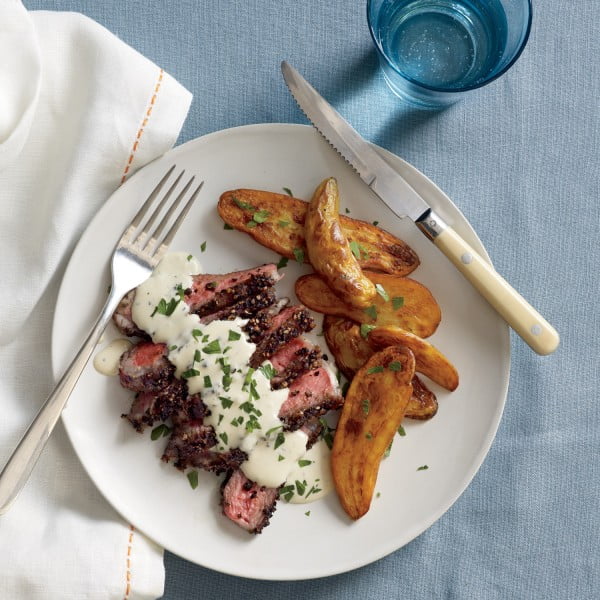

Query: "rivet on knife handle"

xmin=417 ymin=210 xmax=560 ymax=355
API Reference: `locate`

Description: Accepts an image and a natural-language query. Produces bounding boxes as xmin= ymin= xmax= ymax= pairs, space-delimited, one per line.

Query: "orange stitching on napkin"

xmin=120 ymin=68 xmax=164 ymax=184
xmin=123 ymin=524 xmax=135 ymax=600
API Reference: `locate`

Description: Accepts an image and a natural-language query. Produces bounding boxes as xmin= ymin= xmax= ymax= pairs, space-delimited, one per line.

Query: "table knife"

xmin=281 ymin=61 xmax=559 ymax=355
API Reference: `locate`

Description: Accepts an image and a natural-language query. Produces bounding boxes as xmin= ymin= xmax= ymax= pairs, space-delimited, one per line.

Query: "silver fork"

xmin=0 ymin=165 xmax=203 ymax=514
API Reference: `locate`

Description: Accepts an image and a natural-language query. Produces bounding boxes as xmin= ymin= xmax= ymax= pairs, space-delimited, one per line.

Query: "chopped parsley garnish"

xmin=246 ymin=219 xmax=258 ymax=228
xmin=367 ymin=365 xmax=384 ymax=374
xmin=193 ymin=349 xmax=202 ymax=363
xmin=278 ymin=220 xmax=290 ymax=228
xmin=417 ymin=465 xmax=429 ymax=471
xmin=245 ymin=414 xmax=261 ymax=433
xmin=388 ymin=361 xmax=402 ymax=372
xmin=200 ymin=241 xmax=207 ymax=252
xmin=319 ymin=418 xmax=335 ymax=449
xmin=242 ymin=368 xmax=255 ymax=390
xmin=219 ymin=432 xmax=229 ymax=445
xmin=203 ymin=375 xmax=212 ymax=388
xmin=364 ymin=305 xmax=378 ymax=321
xmin=278 ymin=454 xmax=285 ymax=462
xmin=282 ymin=187 xmax=294 ymax=197
xmin=265 ymin=424 xmax=283 ymax=436
xmin=248 ymin=379 xmax=260 ymax=400
xmin=259 ymin=363 xmax=277 ymax=380
xmin=187 ymin=254 xmax=193 ymax=261
xmin=274 ymin=431 xmax=285 ymax=450
xmin=181 ymin=368 xmax=200 ymax=379
xmin=150 ymin=424 xmax=171 ymax=440
xmin=375 ymin=283 xmax=389 ymax=301
xmin=228 ymin=330 xmax=241 ymax=341
xmin=360 ymin=323 xmax=376 ymax=338
xmin=169 ymin=344 xmax=178 ymax=351
xmin=384 ymin=440 xmax=393 ymax=458
xmin=191 ymin=328 xmax=203 ymax=341
xmin=295 ymin=480 xmax=307 ymax=496
xmin=372 ymin=220 xmax=379 ymax=226
xmin=392 ymin=296 xmax=405 ymax=310
xmin=151 ymin=296 xmax=180 ymax=317
xmin=298 ymin=459 xmax=312 ymax=467
xmin=345 ymin=207 xmax=350 ymax=214
xmin=187 ymin=470 xmax=199 ymax=489
xmin=223 ymin=223 xmax=234 ymax=230
xmin=252 ymin=209 xmax=270 ymax=223
xmin=305 ymin=511 xmax=311 ymax=517
xmin=202 ymin=339 xmax=221 ymax=354
xmin=349 ymin=240 xmax=361 ymax=260
xmin=276 ymin=256 xmax=289 ymax=269
xmin=304 ymin=484 xmax=322 ymax=500
xmin=292 ymin=247 xmax=305 ymax=263
xmin=219 ymin=396 xmax=233 ymax=409
xmin=280 ymin=484 xmax=295 ymax=501
xmin=397 ymin=424 xmax=406 ymax=437
xmin=233 ymin=197 xmax=256 ymax=211
xmin=361 ymin=399 xmax=370 ymax=415
xmin=365 ymin=432 xmax=373 ymax=440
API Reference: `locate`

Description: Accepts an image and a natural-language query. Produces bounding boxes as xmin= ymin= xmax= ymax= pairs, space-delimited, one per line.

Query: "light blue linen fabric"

xmin=24 ymin=1 xmax=600 ymax=598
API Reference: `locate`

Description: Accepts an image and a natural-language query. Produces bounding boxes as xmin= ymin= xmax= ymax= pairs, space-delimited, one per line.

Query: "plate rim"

xmin=52 ymin=122 xmax=511 ymax=580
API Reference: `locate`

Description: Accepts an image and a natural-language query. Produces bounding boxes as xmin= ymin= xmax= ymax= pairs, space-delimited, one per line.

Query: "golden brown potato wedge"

xmin=409 ymin=374 xmax=439 ymax=420
xmin=305 ymin=177 xmax=376 ymax=308
xmin=368 ymin=326 xmax=459 ymax=391
xmin=331 ymin=346 xmax=415 ymax=519
xmin=217 ymin=188 xmax=420 ymax=275
xmin=296 ymin=272 xmax=441 ymax=338
xmin=322 ymin=316 xmax=438 ymax=420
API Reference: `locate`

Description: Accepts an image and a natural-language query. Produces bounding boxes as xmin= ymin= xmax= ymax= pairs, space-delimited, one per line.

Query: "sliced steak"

xmin=190 ymin=268 xmax=280 ymax=317
xmin=122 ymin=378 xmax=186 ymax=432
xmin=113 ymin=264 xmax=281 ymax=336
xmin=221 ymin=469 xmax=279 ymax=534
xmin=269 ymin=337 xmax=323 ymax=389
xmin=162 ymin=420 xmax=246 ymax=475
xmin=171 ymin=393 xmax=208 ymax=426
xmin=279 ymin=365 xmax=343 ymax=431
xmin=118 ymin=342 xmax=173 ymax=393
xmin=249 ymin=305 xmax=315 ymax=368
xmin=198 ymin=286 xmax=277 ymax=324
xmin=299 ymin=417 xmax=324 ymax=448
xmin=242 ymin=299 xmax=289 ymax=343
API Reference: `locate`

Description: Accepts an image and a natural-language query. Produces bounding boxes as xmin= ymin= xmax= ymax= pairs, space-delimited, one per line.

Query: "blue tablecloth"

xmin=24 ymin=1 xmax=600 ymax=598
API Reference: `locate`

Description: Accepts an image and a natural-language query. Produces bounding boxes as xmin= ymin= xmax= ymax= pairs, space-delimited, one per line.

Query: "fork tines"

xmin=123 ymin=165 xmax=204 ymax=258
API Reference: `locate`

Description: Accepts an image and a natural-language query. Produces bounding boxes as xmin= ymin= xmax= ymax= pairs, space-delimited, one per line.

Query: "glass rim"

xmin=366 ymin=0 xmax=533 ymax=94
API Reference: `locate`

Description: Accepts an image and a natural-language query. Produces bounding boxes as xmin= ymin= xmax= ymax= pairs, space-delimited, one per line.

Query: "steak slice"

xmin=113 ymin=264 xmax=281 ymax=336
xmin=249 ymin=305 xmax=315 ymax=368
xmin=162 ymin=419 xmax=246 ymax=475
xmin=221 ymin=469 xmax=279 ymax=534
xmin=198 ymin=286 xmax=277 ymax=324
xmin=189 ymin=268 xmax=280 ymax=317
xmin=279 ymin=365 xmax=343 ymax=431
xmin=122 ymin=379 xmax=186 ymax=432
xmin=269 ymin=337 xmax=323 ymax=389
xmin=118 ymin=342 xmax=173 ymax=393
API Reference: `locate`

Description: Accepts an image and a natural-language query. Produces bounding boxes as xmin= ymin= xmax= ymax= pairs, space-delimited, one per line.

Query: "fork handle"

xmin=0 ymin=291 xmax=122 ymax=515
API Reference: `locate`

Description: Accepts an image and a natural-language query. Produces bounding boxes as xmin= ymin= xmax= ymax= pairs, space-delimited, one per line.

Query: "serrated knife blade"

xmin=281 ymin=61 xmax=559 ymax=355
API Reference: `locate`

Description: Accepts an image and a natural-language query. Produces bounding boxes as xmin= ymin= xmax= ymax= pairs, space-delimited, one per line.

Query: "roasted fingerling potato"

xmin=217 ymin=188 xmax=420 ymax=275
xmin=304 ymin=177 xmax=376 ymax=308
xmin=368 ymin=325 xmax=459 ymax=391
xmin=296 ymin=272 xmax=441 ymax=338
xmin=322 ymin=316 xmax=438 ymax=420
xmin=331 ymin=346 xmax=415 ymax=520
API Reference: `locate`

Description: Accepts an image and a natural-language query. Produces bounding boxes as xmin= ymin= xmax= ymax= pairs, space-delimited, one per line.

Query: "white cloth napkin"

xmin=0 ymin=2 xmax=192 ymax=598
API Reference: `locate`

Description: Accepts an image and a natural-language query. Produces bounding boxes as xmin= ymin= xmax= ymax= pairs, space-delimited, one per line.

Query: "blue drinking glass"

xmin=367 ymin=0 xmax=532 ymax=108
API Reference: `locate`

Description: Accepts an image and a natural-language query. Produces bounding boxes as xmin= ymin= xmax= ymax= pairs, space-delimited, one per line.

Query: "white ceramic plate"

xmin=52 ymin=124 xmax=510 ymax=580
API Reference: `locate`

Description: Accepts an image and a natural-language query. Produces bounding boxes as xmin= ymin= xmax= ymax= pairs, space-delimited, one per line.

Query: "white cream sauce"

xmin=94 ymin=338 xmax=133 ymax=376
xmin=129 ymin=252 xmax=332 ymax=501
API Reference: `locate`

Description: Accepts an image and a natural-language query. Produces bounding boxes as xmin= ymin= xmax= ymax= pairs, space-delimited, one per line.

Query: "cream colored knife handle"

xmin=417 ymin=210 xmax=559 ymax=355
